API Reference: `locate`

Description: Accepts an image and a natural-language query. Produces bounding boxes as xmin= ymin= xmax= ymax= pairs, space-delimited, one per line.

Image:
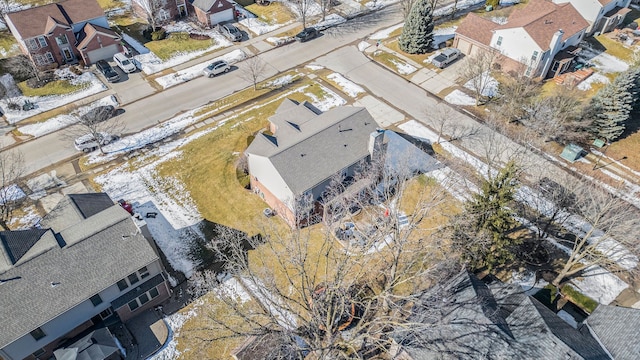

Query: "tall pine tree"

xmin=590 ymin=66 xmax=640 ymax=141
xmin=398 ymin=0 xmax=434 ymax=54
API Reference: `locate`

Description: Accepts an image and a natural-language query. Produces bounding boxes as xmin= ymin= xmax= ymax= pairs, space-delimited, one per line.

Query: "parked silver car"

xmin=74 ymin=132 xmax=116 ymax=152
xmin=203 ymin=60 xmax=230 ymax=77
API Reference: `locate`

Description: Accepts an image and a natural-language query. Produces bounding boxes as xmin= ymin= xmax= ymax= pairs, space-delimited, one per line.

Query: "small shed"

xmin=560 ymin=143 xmax=584 ymax=163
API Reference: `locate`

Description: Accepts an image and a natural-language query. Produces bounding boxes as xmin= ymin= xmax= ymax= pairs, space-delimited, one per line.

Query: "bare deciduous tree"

xmin=291 ymin=0 xmax=313 ymax=28
xmin=186 ymin=159 xmax=463 ymax=358
xmin=550 ymin=182 xmax=640 ymax=287
xmin=493 ymin=66 xmax=541 ymax=123
xmin=133 ymin=0 xmax=167 ymax=30
xmin=64 ymin=105 xmax=125 ymax=155
xmin=0 ymin=150 xmax=25 ymax=230
xmin=429 ymin=105 xmax=480 ymax=144
xmin=523 ymin=89 xmax=590 ymax=144
xmin=239 ymin=56 xmax=267 ymax=91
xmin=459 ymin=50 xmax=499 ymax=106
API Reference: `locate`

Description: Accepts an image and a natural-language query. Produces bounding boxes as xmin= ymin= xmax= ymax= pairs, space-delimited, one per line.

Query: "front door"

xmin=62 ymin=47 xmax=74 ymax=61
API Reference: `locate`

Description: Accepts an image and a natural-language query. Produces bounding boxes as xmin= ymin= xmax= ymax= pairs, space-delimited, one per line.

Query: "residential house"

xmin=191 ymin=0 xmax=237 ymax=28
xmin=395 ymin=270 xmax=613 ymax=359
xmin=4 ymin=0 xmax=123 ymax=68
xmin=453 ymin=0 xmax=589 ymax=78
xmin=0 ymin=193 xmax=171 ymax=360
xmin=552 ymin=0 xmax=632 ymax=35
xmin=52 ymin=327 xmax=122 ymax=360
xmin=585 ymin=304 xmax=640 ymax=360
xmin=131 ymin=0 xmax=190 ymax=25
xmin=245 ymin=100 xmax=382 ymax=226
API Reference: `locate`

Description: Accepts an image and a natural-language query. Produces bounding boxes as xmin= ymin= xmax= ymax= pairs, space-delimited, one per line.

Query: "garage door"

xmin=209 ymin=8 xmax=234 ymax=25
xmin=87 ymin=44 xmax=119 ymax=64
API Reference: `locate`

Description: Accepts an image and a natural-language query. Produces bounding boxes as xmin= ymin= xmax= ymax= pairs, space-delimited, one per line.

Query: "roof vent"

xmin=51 ymin=281 xmax=61 ymax=288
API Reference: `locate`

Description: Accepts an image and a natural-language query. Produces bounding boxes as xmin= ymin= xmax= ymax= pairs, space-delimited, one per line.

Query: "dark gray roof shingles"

xmin=0 ymin=228 xmax=49 ymax=264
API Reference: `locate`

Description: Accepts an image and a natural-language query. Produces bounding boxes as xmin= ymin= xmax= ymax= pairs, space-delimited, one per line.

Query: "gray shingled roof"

xmin=191 ymin=0 xmax=217 ymax=11
xmin=53 ymin=327 xmax=120 ymax=360
xmin=0 ymin=205 xmax=159 ymax=348
xmin=0 ymin=228 xmax=49 ymax=264
xmin=587 ymin=305 xmax=640 ymax=359
xmin=40 ymin=193 xmax=115 ymax=233
xmin=396 ymin=271 xmax=610 ymax=359
xmin=246 ymin=102 xmax=378 ymax=195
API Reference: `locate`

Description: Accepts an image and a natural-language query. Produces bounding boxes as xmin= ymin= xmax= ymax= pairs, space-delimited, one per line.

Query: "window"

xmin=32 ymin=348 xmax=46 ymax=357
xmin=139 ymin=293 xmax=150 ymax=305
xmin=117 ymin=279 xmax=128 ymax=291
xmin=37 ymin=36 xmax=47 ymax=47
xmin=531 ymin=50 xmax=539 ymax=62
xmin=90 ymin=294 xmax=103 ymax=306
xmin=99 ymin=307 xmax=113 ymax=320
xmin=27 ymin=38 xmax=39 ymax=50
xmin=128 ymin=273 xmax=139 ymax=285
xmin=45 ymin=52 xmax=54 ymax=63
xmin=128 ymin=299 xmax=140 ymax=311
xmin=149 ymin=287 xmax=159 ymax=299
xmin=30 ymin=327 xmax=46 ymax=341
xmin=56 ymin=34 xmax=68 ymax=45
xmin=139 ymin=266 xmax=150 ymax=279
xmin=496 ymin=36 xmax=503 ymax=46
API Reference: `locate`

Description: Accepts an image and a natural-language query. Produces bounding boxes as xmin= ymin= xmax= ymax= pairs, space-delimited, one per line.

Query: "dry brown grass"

xmin=245 ymin=2 xmax=296 ymax=25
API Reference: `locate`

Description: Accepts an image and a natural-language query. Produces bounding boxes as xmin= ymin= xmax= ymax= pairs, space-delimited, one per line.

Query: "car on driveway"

xmin=113 ymin=53 xmax=137 ymax=73
xmin=295 ymin=27 xmax=318 ymax=42
xmin=431 ymin=48 xmax=460 ymax=69
xmin=218 ymin=23 xmax=242 ymax=42
xmin=74 ymin=132 xmax=117 ymax=152
xmin=95 ymin=60 xmax=120 ymax=82
xmin=203 ymin=60 xmax=230 ymax=77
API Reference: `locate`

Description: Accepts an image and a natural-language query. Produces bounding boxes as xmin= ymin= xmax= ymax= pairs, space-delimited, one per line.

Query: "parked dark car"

xmin=95 ymin=60 xmax=120 ymax=83
xmin=80 ymin=105 xmax=116 ymax=123
xmin=295 ymin=27 xmax=318 ymax=42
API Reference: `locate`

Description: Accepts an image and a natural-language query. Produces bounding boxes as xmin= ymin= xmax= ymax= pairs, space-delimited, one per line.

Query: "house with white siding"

xmin=0 ymin=193 xmax=170 ymax=360
xmin=552 ymin=0 xmax=631 ymax=35
xmin=454 ymin=0 xmax=590 ymax=78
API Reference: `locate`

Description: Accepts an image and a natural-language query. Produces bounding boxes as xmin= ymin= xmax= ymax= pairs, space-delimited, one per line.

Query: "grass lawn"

xmin=562 ymin=284 xmax=598 ymax=313
xmin=371 ymin=49 xmax=419 ymax=77
xmin=145 ymin=33 xmax=216 ymax=61
xmin=245 ymin=2 xmax=296 ymax=25
xmin=0 ymin=31 xmax=20 ymax=58
xmin=96 ymin=0 xmax=126 ymax=10
xmin=594 ymin=34 xmax=635 ymax=62
xmin=605 ymin=124 xmax=640 ymax=171
xmin=385 ymin=39 xmax=434 ymax=66
xmin=17 ymin=80 xmax=87 ymax=97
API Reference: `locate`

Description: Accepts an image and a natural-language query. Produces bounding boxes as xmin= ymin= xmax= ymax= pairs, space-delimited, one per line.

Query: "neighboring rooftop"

xmin=0 ymin=200 xmax=159 ymax=349
xmin=396 ymin=271 xmax=610 ymax=359
xmin=455 ymin=13 xmax=500 ymax=46
xmin=587 ymin=305 xmax=640 ymax=360
xmin=40 ymin=193 xmax=115 ymax=233
xmin=53 ymin=327 xmax=121 ymax=360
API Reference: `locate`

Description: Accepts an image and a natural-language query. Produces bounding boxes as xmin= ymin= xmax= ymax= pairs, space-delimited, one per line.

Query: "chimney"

xmin=368 ymin=130 xmax=388 ymax=161
xmin=550 ymin=29 xmax=564 ymax=54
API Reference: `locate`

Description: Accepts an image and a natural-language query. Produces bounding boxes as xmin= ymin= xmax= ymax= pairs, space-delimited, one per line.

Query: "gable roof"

xmin=192 ymin=0 xmax=233 ymax=12
xmin=76 ymin=23 xmax=121 ymax=50
xmin=0 ymin=228 xmax=49 ymax=266
xmin=0 ymin=202 xmax=159 ymax=349
xmin=40 ymin=193 xmax=115 ymax=233
xmin=497 ymin=0 xmax=589 ymax=50
xmin=587 ymin=305 xmax=640 ymax=359
xmin=246 ymin=101 xmax=379 ymax=195
xmin=5 ymin=0 xmax=106 ymax=39
xmin=53 ymin=327 xmax=120 ymax=360
xmin=455 ymin=13 xmax=500 ymax=46
xmin=396 ymin=271 xmax=610 ymax=359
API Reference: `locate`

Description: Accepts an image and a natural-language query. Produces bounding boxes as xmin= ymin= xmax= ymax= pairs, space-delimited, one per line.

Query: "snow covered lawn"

xmin=154 ymin=49 xmax=246 ymax=89
xmin=444 ymin=89 xmax=476 ymax=106
xmin=326 ymin=73 xmax=365 ymax=98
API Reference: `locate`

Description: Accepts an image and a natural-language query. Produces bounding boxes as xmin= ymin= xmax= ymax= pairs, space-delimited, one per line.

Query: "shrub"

xmin=487 ymin=0 xmax=499 ymax=8
xmin=151 ymin=28 xmax=166 ymax=41
xmin=171 ymin=32 xmax=190 ymax=41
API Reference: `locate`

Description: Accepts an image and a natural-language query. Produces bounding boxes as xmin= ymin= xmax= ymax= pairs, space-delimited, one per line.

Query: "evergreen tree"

xmin=398 ymin=0 xmax=434 ymax=54
xmin=589 ymin=66 xmax=640 ymax=141
xmin=452 ymin=161 xmax=521 ymax=270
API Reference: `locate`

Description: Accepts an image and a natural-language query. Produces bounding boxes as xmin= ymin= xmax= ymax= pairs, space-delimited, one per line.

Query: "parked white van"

xmin=113 ymin=53 xmax=136 ymax=73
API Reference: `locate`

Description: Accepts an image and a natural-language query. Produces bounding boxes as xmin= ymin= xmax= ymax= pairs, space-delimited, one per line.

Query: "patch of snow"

xmin=432 ymin=26 xmax=457 ymax=48
xmin=264 ymin=74 xmax=296 ymax=88
xmin=391 ymin=59 xmax=417 ymax=75
xmin=500 ymin=0 xmax=520 ymax=4
xmin=576 ymin=72 xmax=609 ymax=91
xmin=239 ymin=277 xmax=297 ymax=328
xmin=155 ymin=49 xmax=246 ymax=89
xmin=364 ymin=0 xmax=398 ymax=10
xmin=369 ymin=24 xmax=403 ymax=40
xmin=434 ymin=0 xmax=484 ymax=17
xmin=19 ymin=95 xmax=118 ymax=137
xmin=167 ymin=274 xmax=178 ymax=288
xmin=9 ymin=205 xmax=41 ymax=230
xmin=217 ymin=277 xmax=252 ymax=303
xmin=579 ymin=47 xmax=629 ymax=74
xmin=511 ymin=271 xmax=547 ymax=296
xmin=557 ymin=310 xmax=578 ymax=329
xmin=0 ymin=184 xmax=25 ymax=204
xmin=305 ymin=64 xmax=324 ymax=71
xmin=327 ymin=73 xmax=365 ymax=97
xmin=444 ymin=89 xmax=476 ymax=105
xmin=0 ymin=72 xmax=107 ymax=124
xmin=150 ymin=304 xmax=200 ymax=360
xmin=114 ymin=337 xmax=127 ymax=358
xmin=571 ymin=266 xmax=628 ymax=304
xmin=305 ymin=84 xmax=346 ymax=111
xmin=240 ymin=17 xmax=289 ymax=36
xmin=314 ymin=14 xmax=347 ymax=29
xmin=266 ymin=36 xmax=293 ymax=46
xmin=284 ymin=0 xmax=322 ymax=17
xmin=490 ymin=16 xmax=508 ymax=25
xmin=464 ymin=72 xmax=498 ymax=97
xmin=358 ymin=41 xmax=371 ymax=51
